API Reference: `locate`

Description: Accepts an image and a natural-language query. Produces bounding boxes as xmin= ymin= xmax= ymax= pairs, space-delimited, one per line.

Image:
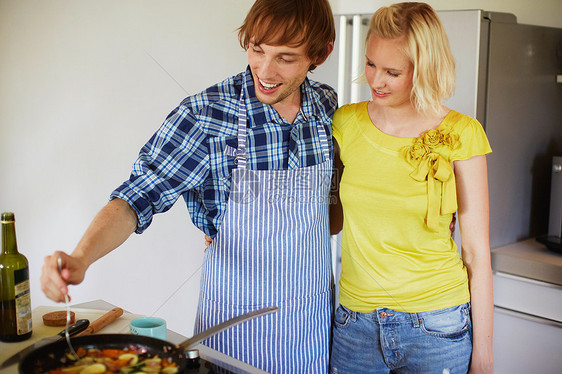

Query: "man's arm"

xmin=40 ymin=198 xmax=137 ymax=302
xmin=329 ymin=139 xmax=344 ymax=235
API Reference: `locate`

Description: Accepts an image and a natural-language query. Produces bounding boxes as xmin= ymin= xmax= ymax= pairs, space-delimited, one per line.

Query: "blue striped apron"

xmin=195 ymin=92 xmax=333 ymax=373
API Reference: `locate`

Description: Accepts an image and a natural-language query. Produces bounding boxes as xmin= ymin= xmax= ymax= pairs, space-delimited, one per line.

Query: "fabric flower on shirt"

xmin=442 ymin=132 xmax=460 ymax=149
xmin=402 ymin=129 xmax=460 ymax=232
xmin=404 ymin=141 xmax=430 ymax=164
xmin=422 ymin=129 xmax=443 ymax=147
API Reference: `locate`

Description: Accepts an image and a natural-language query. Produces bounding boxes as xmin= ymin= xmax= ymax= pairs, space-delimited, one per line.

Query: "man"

xmin=41 ymin=0 xmax=337 ymax=372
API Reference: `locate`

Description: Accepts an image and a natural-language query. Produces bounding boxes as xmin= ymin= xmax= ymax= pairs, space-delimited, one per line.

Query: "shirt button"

xmin=380 ymin=312 xmax=388 ymax=318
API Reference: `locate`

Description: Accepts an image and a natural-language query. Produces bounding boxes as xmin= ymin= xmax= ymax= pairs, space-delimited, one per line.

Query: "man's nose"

xmin=258 ymin=57 xmax=277 ymax=78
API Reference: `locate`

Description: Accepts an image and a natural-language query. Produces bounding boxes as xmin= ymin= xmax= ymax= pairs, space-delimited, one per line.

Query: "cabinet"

xmin=491 ymin=240 xmax=562 ymax=374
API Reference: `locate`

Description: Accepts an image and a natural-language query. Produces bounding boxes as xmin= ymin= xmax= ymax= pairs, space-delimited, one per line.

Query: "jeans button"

xmin=380 ymin=312 xmax=387 ymax=318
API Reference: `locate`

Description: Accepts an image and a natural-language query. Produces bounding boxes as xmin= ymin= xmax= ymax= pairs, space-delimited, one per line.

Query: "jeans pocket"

xmin=333 ymin=304 xmax=351 ymax=329
xmin=420 ymin=304 xmax=471 ymax=339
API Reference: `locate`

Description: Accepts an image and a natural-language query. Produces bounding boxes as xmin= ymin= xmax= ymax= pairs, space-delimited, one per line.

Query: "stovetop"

xmin=184 ymin=356 xmax=234 ymax=373
xmin=190 ymin=345 xmax=267 ymax=374
xmin=183 ymin=357 xmax=235 ymax=374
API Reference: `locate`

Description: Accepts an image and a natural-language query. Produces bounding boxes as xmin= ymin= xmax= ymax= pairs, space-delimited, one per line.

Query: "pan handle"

xmin=179 ymin=306 xmax=279 ymax=351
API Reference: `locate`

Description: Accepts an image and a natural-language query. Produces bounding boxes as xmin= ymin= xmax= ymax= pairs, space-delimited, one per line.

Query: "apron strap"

xmin=234 ymin=90 xmax=249 ymax=169
xmin=316 ymin=117 xmax=331 ymax=161
xmin=234 ymin=89 xmax=332 ymax=169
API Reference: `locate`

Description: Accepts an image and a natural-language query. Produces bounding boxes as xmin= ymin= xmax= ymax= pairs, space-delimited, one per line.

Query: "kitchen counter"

xmin=0 ymin=300 xmax=267 ymax=374
xmin=491 ymin=238 xmax=562 ymax=286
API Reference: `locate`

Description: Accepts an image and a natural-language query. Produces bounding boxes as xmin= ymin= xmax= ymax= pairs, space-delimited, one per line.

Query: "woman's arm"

xmin=329 ymin=139 xmax=344 ymax=235
xmin=454 ymin=154 xmax=494 ymax=373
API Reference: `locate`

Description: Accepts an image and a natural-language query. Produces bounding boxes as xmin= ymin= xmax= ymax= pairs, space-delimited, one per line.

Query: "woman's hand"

xmin=469 ymin=352 xmax=494 ymax=373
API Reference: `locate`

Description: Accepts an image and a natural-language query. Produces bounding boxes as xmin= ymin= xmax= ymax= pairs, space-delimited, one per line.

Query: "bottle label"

xmin=14 ymin=268 xmax=32 ymax=335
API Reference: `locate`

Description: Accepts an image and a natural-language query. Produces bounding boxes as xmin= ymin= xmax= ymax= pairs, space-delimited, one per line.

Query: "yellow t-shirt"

xmin=333 ymin=101 xmax=492 ymax=313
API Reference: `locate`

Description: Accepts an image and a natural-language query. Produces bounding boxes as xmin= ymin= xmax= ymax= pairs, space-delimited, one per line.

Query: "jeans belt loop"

xmin=411 ymin=312 xmax=420 ymax=328
xmin=350 ymin=309 xmax=358 ymax=322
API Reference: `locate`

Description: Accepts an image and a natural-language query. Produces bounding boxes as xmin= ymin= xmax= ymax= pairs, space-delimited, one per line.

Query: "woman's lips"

xmin=372 ymin=89 xmax=389 ymax=98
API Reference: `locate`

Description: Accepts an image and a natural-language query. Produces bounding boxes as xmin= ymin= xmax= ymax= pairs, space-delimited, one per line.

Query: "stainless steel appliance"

xmin=537 ymin=156 xmax=562 ymax=252
xmin=548 ymin=156 xmax=562 ymax=239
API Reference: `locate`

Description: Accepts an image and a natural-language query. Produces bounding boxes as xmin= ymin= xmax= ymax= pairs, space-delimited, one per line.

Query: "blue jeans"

xmin=330 ymin=303 xmax=472 ymax=373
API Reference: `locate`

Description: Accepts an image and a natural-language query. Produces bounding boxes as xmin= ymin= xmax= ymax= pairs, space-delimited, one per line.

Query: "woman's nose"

xmin=370 ymin=70 xmax=387 ymax=89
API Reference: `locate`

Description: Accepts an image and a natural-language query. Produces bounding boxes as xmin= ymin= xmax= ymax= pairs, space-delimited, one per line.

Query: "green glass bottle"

xmin=0 ymin=212 xmax=32 ymax=342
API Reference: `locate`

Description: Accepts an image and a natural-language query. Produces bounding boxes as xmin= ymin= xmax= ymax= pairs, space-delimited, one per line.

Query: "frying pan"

xmin=19 ymin=306 xmax=278 ymax=373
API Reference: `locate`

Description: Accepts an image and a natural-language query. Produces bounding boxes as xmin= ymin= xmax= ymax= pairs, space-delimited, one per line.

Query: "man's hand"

xmin=40 ymin=251 xmax=88 ymax=303
xmin=450 ymin=213 xmax=457 ymax=236
xmin=204 ymin=235 xmax=213 ymax=249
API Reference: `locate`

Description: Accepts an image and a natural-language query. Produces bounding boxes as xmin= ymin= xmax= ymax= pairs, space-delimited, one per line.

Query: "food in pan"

xmin=46 ymin=346 xmax=178 ymax=373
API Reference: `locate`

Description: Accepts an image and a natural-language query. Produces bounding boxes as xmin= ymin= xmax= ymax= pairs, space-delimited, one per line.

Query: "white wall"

xmin=0 ymin=0 xmax=254 ymax=338
xmin=1 ymin=0 xmax=561 ymax=339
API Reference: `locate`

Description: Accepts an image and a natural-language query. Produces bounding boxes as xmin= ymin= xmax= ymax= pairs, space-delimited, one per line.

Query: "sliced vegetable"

xmin=117 ymin=353 xmax=139 ymax=366
xmin=79 ymin=363 xmax=106 ymax=374
xmin=62 ymin=365 xmax=89 ymax=372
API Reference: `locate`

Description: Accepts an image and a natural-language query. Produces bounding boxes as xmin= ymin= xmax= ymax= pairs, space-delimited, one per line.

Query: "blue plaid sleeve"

xmin=111 ymin=104 xmax=210 ymax=234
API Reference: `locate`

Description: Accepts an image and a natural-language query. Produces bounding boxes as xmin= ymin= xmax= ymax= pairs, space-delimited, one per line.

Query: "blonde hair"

xmin=238 ymin=0 xmax=335 ymax=71
xmin=367 ymin=2 xmax=455 ymax=115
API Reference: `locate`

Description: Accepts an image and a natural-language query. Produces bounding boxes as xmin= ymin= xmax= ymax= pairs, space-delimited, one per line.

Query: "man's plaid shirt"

xmin=111 ymin=67 xmax=337 ymax=237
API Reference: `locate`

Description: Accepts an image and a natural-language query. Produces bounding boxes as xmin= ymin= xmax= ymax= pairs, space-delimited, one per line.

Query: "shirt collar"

xmin=241 ymin=66 xmax=323 ymax=128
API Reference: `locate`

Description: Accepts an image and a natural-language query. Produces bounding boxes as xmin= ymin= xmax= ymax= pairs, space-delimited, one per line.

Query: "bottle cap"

xmin=1 ymin=212 xmax=15 ymax=222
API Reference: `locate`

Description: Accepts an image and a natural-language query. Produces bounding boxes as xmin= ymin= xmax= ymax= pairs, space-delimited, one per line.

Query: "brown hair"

xmin=367 ymin=2 xmax=455 ymax=115
xmin=238 ymin=0 xmax=335 ymax=71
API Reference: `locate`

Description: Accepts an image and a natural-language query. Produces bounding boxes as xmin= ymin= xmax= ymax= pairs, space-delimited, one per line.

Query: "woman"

xmin=329 ymin=2 xmax=493 ymax=373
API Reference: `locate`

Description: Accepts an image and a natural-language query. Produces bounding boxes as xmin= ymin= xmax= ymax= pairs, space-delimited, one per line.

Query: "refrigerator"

xmin=313 ymin=9 xmax=562 ymax=373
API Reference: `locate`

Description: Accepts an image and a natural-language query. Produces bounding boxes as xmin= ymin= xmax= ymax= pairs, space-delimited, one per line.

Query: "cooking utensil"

xmin=57 ymin=256 xmax=79 ymax=360
xmin=0 ymin=319 xmax=90 ymax=370
xmin=19 ymin=306 xmax=279 ymax=373
xmin=179 ymin=305 xmax=278 ymax=350
xmin=75 ymin=307 xmax=123 ymax=337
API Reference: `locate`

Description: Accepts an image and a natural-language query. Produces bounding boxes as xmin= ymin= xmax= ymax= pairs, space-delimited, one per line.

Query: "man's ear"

xmin=314 ymin=42 xmax=335 ymax=67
